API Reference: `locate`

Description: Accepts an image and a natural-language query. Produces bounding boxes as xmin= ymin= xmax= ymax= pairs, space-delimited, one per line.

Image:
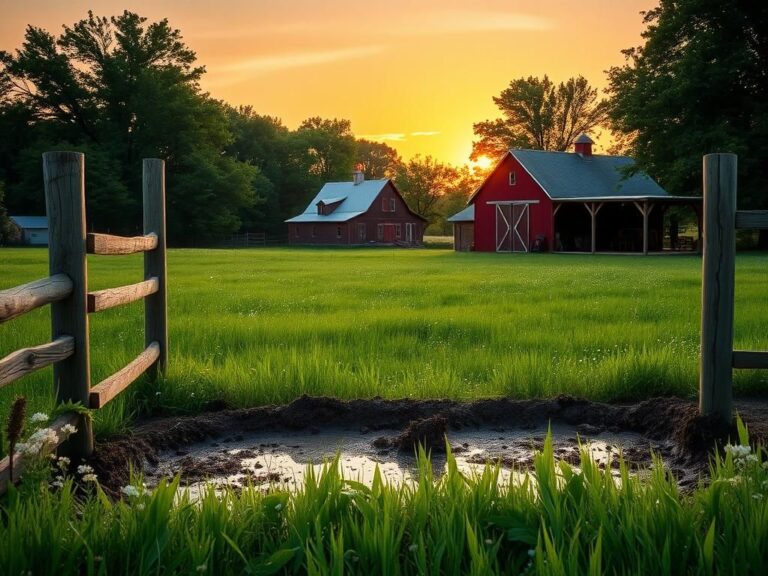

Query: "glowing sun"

xmin=473 ymin=155 xmax=493 ymax=170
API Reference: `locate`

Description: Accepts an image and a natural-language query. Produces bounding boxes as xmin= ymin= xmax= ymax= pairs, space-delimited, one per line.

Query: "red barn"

xmin=450 ymin=134 xmax=702 ymax=254
xmin=286 ymin=169 xmax=426 ymax=246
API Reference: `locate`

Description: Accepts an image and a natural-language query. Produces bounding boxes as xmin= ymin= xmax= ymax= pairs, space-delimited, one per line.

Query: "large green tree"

xmin=0 ymin=11 xmax=258 ymax=243
xmin=472 ymin=75 xmax=608 ymax=160
xmin=356 ymin=139 xmax=402 ymax=179
xmin=607 ymin=0 xmax=768 ymax=224
xmin=394 ymin=155 xmax=461 ymax=223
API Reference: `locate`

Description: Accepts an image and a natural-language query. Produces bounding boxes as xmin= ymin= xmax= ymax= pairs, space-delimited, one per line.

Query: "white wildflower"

xmin=77 ymin=464 xmax=94 ymax=475
xmin=60 ymin=424 xmax=77 ymax=437
xmin=752 ymin=493 xmax=764 ymax=500
xmin=30 ymin=412 xmax=49 ymax=424
xmin=274 ymin=503 xmax=283 ymax=511
xmin=196 ymin=565 xmax=207 ymax=573
xmin=528 ymin=549 xmax=536 ymax=558
xmin=50 ymin=475 xmax=65 ymax=488
xmin=81 ymin=473 xmax=98 ymax=483
xmin=746 ymin=454 xmax=758 ymax=463
xmin=484 ymin=538 xmax=493 ymax=545
xmin=408 ymin=544 xmax=418 ymax=553
xmin=57 ymin=456 xmax=70 ymax=470
xmin=121 ymin=485 xmax=141 ymax=498
xmin=28 ymin=427 xmax=59 ymax=448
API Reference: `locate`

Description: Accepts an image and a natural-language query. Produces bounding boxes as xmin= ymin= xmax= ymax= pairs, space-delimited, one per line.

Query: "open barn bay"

xmin=2 ymin=247 xmax=766 ymax=434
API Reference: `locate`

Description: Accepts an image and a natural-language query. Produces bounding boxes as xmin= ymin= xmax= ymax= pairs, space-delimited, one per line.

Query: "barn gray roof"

xmin=286 ymin=180 xmax=389 ymax=223
xmin=510 ymin=149 xmax=668 ymax=200
xmin=10 ymin=216 xmax=48 ymax=229
xmin=446 ymin=204 xmax=474 ymax=222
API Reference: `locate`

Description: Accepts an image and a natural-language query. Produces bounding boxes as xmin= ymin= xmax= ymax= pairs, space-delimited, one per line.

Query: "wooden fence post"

xmin=43 ymin=151 xmax=93 ymax=456
xmin=143 ymin=159 xmax=168 ymax=377
xmin=699 ymin=153 xmax=737 ymax=422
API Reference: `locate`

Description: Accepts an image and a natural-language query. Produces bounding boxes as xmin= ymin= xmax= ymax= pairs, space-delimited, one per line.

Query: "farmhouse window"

xmin=508 ymin=171 xmax=516 ymax=186
xmin=381 ymin=197 xmax=396 ymax=212
xmin=336 ymin=226 xmax=342 ymax=239
xmin=377 ymin=223 xmax=384 ymax=240
xmin=395 ymin=224 xmax=402 ymax=239
xmin=358 ymin=223 xmax=366 ymax=240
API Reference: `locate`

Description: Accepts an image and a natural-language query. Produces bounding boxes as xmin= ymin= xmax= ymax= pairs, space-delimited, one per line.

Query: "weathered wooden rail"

xmin=699 ymin=153 xmax=768 ymax=422
xmin=0 ymin=152 xmax=167 ymax=493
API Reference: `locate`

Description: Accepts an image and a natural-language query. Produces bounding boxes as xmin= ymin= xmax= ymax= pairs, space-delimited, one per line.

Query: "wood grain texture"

xmin=87 ymin=277 xmax=158 ymax=313
xmin=735 ymin=210 xmax=768 ymax=230
xmin=0 ymin=411 xmax=79 ymax=495
xmin=732 ymin=350 xmax=768 ymax=370
xmin=87 ymin=232 xmax=158 ymax=255
xmin=43 ymin=151 xmax=93 ymax=457
xmin=89 ymin=342 xmax=160 ymax=409
xmin=0 ymin=336 xmax=75 ymax=388
xmin=143 ymin=159 xmax=168 ymax=377
xmin=699 ymin=153 xmax=737 ymax=421
xmin=0 ymin=274 xmax=72 ymax=323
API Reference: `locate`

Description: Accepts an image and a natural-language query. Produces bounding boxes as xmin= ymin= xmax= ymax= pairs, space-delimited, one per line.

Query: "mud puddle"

xmin=89 ymin=395 xmax=768 ymax=496
xmin=144 ymin=424 xmax=664 ymax=495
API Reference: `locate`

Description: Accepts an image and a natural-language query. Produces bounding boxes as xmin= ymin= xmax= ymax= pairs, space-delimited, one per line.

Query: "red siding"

xmin=472 ymin=153 xmax=553 ymax=252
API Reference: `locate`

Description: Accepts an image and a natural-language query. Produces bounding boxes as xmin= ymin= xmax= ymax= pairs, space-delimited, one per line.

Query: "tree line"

xmin=1 ymin=1 xmax=766 ymax=246
xmin=0 ymin=11 xmax=479 ymax=245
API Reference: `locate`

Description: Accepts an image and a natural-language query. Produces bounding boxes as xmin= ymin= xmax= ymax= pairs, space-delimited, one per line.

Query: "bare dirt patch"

xmin=88 ymin=395 xmax=768 ymax=496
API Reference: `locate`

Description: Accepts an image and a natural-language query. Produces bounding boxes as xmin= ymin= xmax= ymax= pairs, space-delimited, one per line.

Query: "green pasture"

xmin=1 ymin=247 xmax=766 ymax=435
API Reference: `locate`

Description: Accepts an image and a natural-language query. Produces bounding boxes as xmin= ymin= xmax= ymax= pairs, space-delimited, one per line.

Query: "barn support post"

xmin=43 ymin=151 xmax=93 ymax=457
xmin=584 ymin=202 xmax=603 ymax=254
xmin=143 ymin=159 xmax=168 ymax=379
xmin=699 ymin=153 xmax=737 ymax=422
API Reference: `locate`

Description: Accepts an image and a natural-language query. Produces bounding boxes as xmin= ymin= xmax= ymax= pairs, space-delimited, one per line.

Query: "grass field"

xmin=1 ymin=247 xmax=767 ymax=435
xmin=2 ymin=247 xmax=768 ymax=574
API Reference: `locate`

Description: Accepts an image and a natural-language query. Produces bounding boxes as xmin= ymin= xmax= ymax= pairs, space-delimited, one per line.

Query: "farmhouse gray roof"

xmin=286 ymin=180 xmax=389 ymax=223
xmin=510 ymin=149 xmax=669 ymax=200
xmin=9 ymin=216 xmax=48 ymax=229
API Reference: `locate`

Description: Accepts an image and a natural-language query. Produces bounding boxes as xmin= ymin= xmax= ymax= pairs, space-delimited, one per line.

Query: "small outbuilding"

xmin=448 ymin=135 xmax=702 ymax=254
xmin=447 ymin=205 xmax=474 ymax=251
xmin=286 ymin=168 xmax=427 ymax=246
xmin=9 ymin=216 xmax=49 ymax=246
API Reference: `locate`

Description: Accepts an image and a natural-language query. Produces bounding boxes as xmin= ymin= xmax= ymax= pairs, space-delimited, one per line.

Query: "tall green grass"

xmin=1 ymin=429 xmax=766 ymax=574
xmin=1 ymin=248 xmax=766 ymax=435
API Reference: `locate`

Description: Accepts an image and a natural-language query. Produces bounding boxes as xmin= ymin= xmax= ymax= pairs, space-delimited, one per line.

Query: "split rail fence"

xmin=699 ymin=153 xmax=768 ymax=421
xmin=0 ymin=152 xmax=167 ymax=493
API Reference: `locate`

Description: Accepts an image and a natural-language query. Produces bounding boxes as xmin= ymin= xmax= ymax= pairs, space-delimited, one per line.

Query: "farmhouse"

xmin=449 ymin=135 xmax=702 ymax=253
xmin=286 ymin=168 xmax=427 ymax=246
xmin=9 ymin=216 xmax=49 ymax=245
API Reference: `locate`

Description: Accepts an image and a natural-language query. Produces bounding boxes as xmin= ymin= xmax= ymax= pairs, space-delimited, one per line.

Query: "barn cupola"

xmin=574 ymin=133 xmax=594 ymax=157
xmin=352 ymin=163 xmax=365 ymax=185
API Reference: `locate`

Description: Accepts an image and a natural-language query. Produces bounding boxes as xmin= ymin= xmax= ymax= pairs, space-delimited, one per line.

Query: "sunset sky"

xmin=0 ymin=0 xmax=656 ymax=166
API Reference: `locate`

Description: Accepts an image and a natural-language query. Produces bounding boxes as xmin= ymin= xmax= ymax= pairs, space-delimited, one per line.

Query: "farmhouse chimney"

xmin=574 ymin=133 xmax=594 ymax=157
xmin=352 ymin=163 xmax=365 ymax=185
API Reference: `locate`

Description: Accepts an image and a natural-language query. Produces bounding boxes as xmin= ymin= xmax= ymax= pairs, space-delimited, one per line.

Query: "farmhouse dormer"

xmin=316 ymin=197 xmax=346 ymax=215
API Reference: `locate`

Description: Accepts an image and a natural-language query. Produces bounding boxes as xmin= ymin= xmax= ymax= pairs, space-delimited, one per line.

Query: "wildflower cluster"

xmin=724 ymin=443 xmax=758 ymax=468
